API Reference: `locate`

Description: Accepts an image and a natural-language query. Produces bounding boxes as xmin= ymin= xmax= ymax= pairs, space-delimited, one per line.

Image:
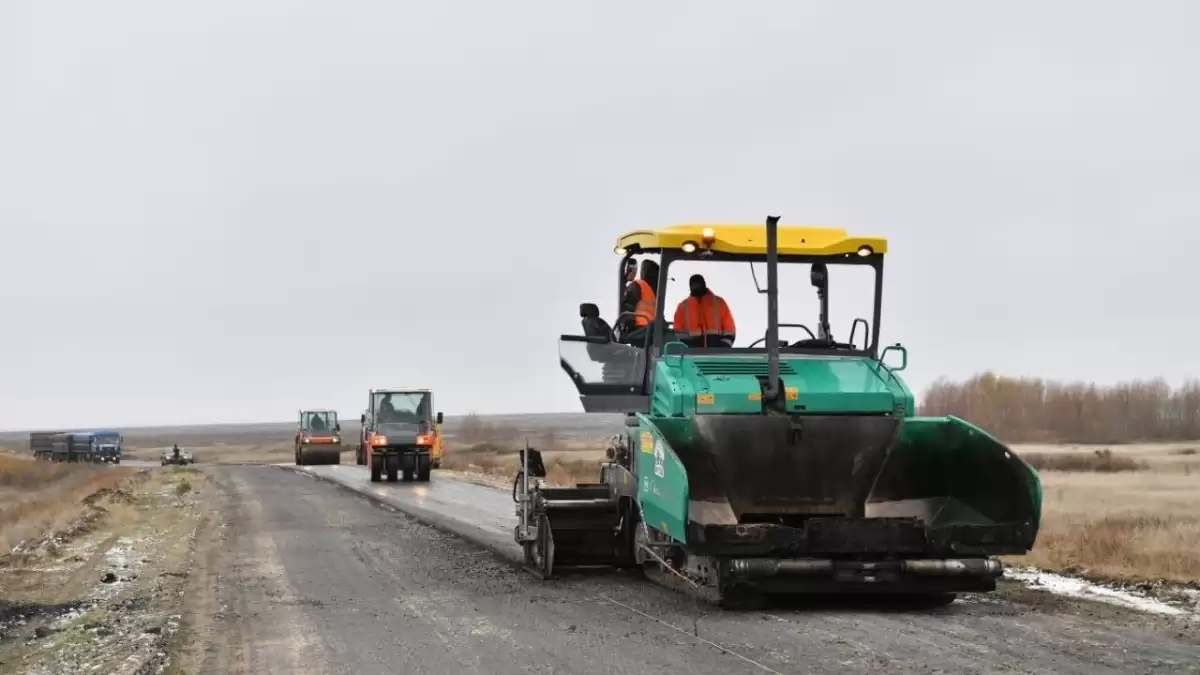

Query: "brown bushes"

xmin=1022 ymin=449 xmax=1146 ymax=473
xmin=920 ymin=373 xmax=1200 ymax=443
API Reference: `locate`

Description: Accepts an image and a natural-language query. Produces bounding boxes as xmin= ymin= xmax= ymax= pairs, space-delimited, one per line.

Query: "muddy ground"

xmin=3 ymin=464 xmax=1199 ymax=674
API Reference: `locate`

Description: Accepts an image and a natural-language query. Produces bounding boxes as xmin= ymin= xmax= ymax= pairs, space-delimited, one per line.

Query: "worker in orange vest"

xmin=673 ymin=274 xmax=736 ymax=347
xmin=618 ymin=258 xmax=659 ymax=341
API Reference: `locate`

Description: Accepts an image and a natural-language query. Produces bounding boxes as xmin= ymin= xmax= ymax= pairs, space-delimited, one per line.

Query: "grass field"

xmin=1008 ymin=442 xmax=1200 ymax=584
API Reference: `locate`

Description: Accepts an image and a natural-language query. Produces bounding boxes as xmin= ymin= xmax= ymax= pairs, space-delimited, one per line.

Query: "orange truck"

xmin=294 ymin=409 xmax=343 ymax=465
xmin=357 ymin=388 xmax=443 ymax=482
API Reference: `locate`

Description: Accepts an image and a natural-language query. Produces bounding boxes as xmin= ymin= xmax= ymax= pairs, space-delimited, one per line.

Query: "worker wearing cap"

xmin=621 ymin=259 xmax=658 ymax=325
xmin=673 ymin=274 xmax=735 ymax=347
xmin=617 ymin=258 xmax=659 ymax=342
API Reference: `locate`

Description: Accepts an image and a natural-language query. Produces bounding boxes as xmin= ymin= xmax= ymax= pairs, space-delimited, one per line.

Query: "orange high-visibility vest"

xmin=674 ymin=291 xmax=735 ymax=345
xmin=633 ymin=279 xmax=656 ymax=326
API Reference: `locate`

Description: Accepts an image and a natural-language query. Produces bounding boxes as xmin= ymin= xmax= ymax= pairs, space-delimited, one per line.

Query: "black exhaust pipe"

xmin=763 ymin=215 xmax=783 ymax=411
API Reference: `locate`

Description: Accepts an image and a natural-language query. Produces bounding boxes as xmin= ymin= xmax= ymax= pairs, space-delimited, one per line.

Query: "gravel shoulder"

xmin=169 ymin=465 xmax=1200 ymax=675
xmin=0 ymin=466 xmax=216 ymax=675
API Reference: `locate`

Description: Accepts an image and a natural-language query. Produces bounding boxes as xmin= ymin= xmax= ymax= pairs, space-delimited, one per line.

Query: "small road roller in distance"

xmin=295 ymin=409 xmax=343 ymax=466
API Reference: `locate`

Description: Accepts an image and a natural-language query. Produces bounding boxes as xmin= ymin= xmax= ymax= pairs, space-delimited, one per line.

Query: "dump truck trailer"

xmin=29 ymin=431 xmax=61 ymax=460
xmin=514 ymin=217 xmax=1042 ymax=609
xmin=51 ymin=432 xmax=95 ymax=462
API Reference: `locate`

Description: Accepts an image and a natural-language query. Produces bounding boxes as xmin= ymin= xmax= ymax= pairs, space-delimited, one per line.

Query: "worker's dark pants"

xmin=617 ymin=325 xmax=651 ymax=347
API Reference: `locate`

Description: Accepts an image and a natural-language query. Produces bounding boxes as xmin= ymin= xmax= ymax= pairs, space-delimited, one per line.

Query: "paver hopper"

xmin=515 ymin=216 xmax=1042 ymax=608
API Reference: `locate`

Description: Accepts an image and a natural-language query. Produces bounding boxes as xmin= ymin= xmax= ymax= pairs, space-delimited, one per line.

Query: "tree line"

xmin=918 ymin=373 xmax=1200 ymax=444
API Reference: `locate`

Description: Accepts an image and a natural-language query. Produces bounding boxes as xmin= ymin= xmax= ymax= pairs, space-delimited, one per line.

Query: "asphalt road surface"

xmin=188 ymin=465 xmax=1199 ymax=675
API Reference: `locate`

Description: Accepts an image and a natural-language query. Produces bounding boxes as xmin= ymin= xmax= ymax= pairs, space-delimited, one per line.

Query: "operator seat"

xmin=579 ymin=303 xmax=635 ymax=383
xmin=579 ymin=303 xmax=612 ymax=342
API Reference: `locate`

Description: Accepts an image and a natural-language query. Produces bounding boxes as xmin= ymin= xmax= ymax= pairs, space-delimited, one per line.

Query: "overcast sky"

xmin=1 ymin=1 xmax=1197 ymax=430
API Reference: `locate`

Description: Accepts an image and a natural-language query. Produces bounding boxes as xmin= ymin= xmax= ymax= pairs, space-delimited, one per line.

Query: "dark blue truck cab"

xmin=90 ymin=430 xmax=123 ymax=464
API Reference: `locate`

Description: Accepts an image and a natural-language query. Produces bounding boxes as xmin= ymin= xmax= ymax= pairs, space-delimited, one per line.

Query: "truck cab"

xmin=358 ymin=388 xmax=443 ymax=483
xmin=91 ymin=430 xmax=123 ymax=464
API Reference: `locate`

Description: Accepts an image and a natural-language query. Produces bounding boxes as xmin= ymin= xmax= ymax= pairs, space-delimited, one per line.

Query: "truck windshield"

xmin=304 ymin=411 xmax=337 ymax=431
xmin=374 ymin=392 xmax=430 ymax=423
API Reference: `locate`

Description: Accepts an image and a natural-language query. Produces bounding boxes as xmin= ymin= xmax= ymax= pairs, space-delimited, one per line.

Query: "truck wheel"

xmin=417 ymin=463 xmax=431 ymax=482
xmin=331 ymin=452 xmax=341 ymax=465
xmin=387 ymin=461 xmax=399 ymax=482
xmin=296 ymin=449 xmax=306 ymax=466
xmin=402 ymin=467 xmax=414 ymax=482
xmin=370 ymin=460 xmax=382 ymax=482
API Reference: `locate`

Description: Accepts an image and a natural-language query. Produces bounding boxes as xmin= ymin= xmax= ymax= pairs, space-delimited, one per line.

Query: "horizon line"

xmin=0 ymin=410 xmax=621 ymax=435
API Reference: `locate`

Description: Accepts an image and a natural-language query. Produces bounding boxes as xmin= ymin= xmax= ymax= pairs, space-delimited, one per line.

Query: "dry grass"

xmin=441 ymin=424 xmax=608 ymax=487
xmin=440 ymin=445 xmax=605 ymax=487
xmin=1022 ymin=448 xmax=1146 ymax=473
xmin=438 ymin=420 xmax=612 ymax=486
xmin=1010 ymin=441 xmax=1200 ymax=584
xmin=0 ymin=454 xmax=134 ymax=552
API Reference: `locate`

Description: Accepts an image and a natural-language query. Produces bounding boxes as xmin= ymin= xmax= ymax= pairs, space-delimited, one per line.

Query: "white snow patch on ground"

xmin=87 ymin=535 xmax=152 ymax=604
xmin=1009 ymin=567 xmax=1195 ymax=617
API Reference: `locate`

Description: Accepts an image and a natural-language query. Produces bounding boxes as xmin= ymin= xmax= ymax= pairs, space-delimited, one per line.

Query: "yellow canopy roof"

xmin=616 ymin=223 xmax=887 ymax=256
